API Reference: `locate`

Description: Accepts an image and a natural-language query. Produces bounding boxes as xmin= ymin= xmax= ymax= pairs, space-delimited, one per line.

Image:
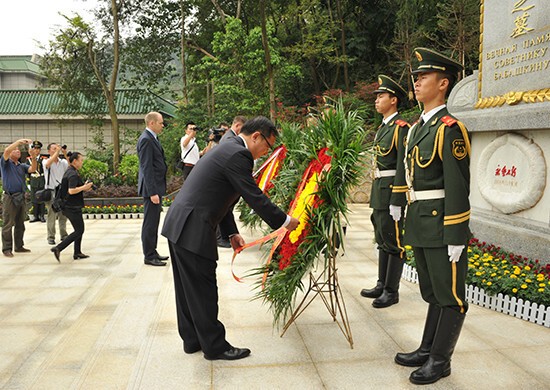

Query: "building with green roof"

xmin=0 ymin=56 xmax=177 ymax=152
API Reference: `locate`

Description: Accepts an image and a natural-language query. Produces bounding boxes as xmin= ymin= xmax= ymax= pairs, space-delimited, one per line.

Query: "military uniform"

xmin=27 ymin=141 xmax=47 ymax=223
xmin=361 ymin=75 xmax=410 ymax=308
xmin=395 ymin=48 xmax=471 ymax=385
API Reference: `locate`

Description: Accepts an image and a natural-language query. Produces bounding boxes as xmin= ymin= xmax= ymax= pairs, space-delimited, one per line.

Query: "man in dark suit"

xmin=138 ymin=111 xmax=169 ymax=266
xmin=162 ymin=116 xmax=299 ymax=361
xmin=216 ymin=115 xmax=247 ymax=248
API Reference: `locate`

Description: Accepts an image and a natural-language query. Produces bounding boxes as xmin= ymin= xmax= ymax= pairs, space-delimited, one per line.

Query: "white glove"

xmin=448 ymin=245 xmax=465 ymax=263
xmin=389 ymin=205 xmax=402 ymax=221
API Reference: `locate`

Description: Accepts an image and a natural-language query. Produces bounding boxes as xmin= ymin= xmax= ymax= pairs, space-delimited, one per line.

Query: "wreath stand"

xmin=280 ymin=226 xmax=354 ymax=349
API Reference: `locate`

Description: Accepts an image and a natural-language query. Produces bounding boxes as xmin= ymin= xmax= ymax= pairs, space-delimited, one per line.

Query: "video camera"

xmin=207 ymin=128 xmax=225 ymax=143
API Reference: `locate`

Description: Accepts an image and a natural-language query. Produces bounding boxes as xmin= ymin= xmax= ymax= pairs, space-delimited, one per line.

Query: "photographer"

xmin=200 ymin=126 xmax=226 ymax=157
xmin=43 ymin=143 xmax=69 ymax=245
xmin=1 ymin=139 xmax=38 ymax=257
xmin=180 ymin=122 xmax=200 ymax=181
xmin=50 ymin=152 xmax=93 ymax=262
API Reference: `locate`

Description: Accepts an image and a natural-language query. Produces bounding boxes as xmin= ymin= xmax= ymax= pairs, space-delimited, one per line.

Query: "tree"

xmin=41 ymin=0 xmax=125 ymax=170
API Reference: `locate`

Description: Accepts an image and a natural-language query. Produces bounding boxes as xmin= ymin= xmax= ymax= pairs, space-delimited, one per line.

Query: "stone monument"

xmin=448 ymin=0 xmax=550 ymax=263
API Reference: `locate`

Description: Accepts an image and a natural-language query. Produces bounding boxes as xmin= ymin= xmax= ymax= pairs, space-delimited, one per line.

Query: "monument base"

xmin=471 ymin=207 xmax=550 ymax=265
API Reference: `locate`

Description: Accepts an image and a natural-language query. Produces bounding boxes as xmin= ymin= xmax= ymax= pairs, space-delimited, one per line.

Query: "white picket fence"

xmin=402 ymin=264 xmax=550 ymax=328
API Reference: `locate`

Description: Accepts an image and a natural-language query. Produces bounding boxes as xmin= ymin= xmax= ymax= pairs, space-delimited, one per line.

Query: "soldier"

xmin=360 ymin=75 xmax=410 ymax=308
xmin=27 ymin=141 xmax=47 ymax=223
xmin=395 ymin=48 xmax=471 ymax=385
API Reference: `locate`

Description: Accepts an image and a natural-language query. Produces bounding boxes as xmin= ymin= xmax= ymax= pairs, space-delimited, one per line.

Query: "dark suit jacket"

xmin=137 ymin=129 xmax=167 ymax=197
xmin=220 ymin=129 xmax=237 ymax=143
xmin=161 ymin=136 xmax=287 ymax=260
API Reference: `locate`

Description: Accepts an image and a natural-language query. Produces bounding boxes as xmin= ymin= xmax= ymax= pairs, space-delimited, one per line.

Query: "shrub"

xmin=119 ymin=154 xmax=139 ymax=186
xmin=80 ymin=159 xmax=109 ymax=184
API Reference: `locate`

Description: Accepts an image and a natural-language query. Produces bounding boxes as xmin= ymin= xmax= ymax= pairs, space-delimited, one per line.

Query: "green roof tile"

xmin=0 ymin=89 xmax=177 ymax=116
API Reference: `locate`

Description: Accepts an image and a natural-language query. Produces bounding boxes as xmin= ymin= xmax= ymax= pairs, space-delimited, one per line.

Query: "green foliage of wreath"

xmin=242 ymin=101 xmax=371 ymax=326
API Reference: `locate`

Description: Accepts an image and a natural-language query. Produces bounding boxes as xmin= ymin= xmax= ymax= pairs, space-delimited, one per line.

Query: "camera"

xmin=207 ymin=128 xmax=225 ymax=143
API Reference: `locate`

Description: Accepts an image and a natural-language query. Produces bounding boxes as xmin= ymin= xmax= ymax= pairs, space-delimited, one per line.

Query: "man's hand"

xmin=389 ymin=205 xmax=402 ymax=221
xmin=18 ymin=138 xmax=33 ymax=145
xmin=285 ymin=217 xmax=300 ymax=231
xmin=448 ymin=245 xmax=465 ymax=263
xmin=150 ymin=194 xmax=160 ymax=204
xmin=83 ymin=181 xmax=94 ymax=191
xmin=230 ymin=234 xmax=245 ymax=250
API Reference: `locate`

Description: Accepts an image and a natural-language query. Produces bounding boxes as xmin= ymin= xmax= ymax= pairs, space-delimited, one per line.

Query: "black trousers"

xmin=58 ymin=207 xmax=84 ymax=255
xmin=142 ymin=197 xmax=162 ymax=260
xmin=168 ymin=241 xmax=231 ymax=357
xmin=181 ymin=165 xmax=194 ymax=181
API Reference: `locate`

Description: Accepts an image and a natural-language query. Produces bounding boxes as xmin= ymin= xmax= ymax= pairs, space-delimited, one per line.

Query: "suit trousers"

xmin=1 ymin=193 xmax=26 ymax=252
xmin=168 ymin=242 xmax=231 ymax=357
xmin=58 ymin=207 xmax=84 ymax=255
xmin=413 ymin=246 xmax=469 ymax=313
xmin=142 ymin=197 xmax=162 ymax=260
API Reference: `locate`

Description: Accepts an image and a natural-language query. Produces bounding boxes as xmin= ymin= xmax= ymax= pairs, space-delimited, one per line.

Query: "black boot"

xmin=409 ymin=308 xmax=466 ymax=385
xmin=372 ymin=254 xmax=404 ymax=308
xmin=395 ymin=304 xmax=441 ymax=366
xmin=360 ymin=250 xmax=389 ymax=298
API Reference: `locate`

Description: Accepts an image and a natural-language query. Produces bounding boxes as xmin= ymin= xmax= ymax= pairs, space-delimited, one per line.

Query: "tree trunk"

xmin=260 ymin=0 xmax=276 ymax=120
xmin=335 ymin=0 xmax=350 ymax=91
xmin=211 ymin=0 xmax=227 ymax=23
xmin=180 ymin=1 xmax=189 ymax=105
xmin=109 ymin=0 xmax=121 ymax=170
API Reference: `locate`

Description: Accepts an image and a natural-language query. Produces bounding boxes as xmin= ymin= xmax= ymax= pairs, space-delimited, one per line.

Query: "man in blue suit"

xmin=162 ymin=116 xmax=299 ymax=361
xmin=138 ymin=112 xmax=169 ymax=266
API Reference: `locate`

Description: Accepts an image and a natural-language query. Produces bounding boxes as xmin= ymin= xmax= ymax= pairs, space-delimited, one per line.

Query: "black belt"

xmin=4 ymin=191 xmax=23 ymax=196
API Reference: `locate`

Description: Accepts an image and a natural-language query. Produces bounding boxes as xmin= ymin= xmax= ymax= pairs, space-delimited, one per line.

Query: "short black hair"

xmin=186 ymin=122 xmax=196 ymax=128
xmin=240 ymin=116 xmax=277 ymax=138
xmin=436 ymin=72 xmax=457 ymax=98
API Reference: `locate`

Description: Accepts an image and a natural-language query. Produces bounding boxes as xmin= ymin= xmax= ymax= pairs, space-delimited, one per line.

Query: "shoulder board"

xmin=395 ymin=119 xmax=410 ymax=127
xmin=441 ymin=115 xmax=457 ymax=127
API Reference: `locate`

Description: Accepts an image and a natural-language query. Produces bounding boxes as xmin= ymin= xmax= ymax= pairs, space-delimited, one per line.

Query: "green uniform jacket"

xmin=404 ymin=107 xmax=471 ymax=248
xmin=369 ymin=115 xmax=410 ymax=210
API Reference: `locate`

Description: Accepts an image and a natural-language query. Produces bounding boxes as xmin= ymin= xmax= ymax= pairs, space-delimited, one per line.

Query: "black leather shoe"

xmin=40 ymin=216 xmax=47 ymax=223
xmin=144 ymin=258 xmax=166 ymax=266
xmin=48 ymin=239 xmax=56 ymax=245
xmin=156 ymin=254 xmax=169 ymax=261
xmin=29 ymin=217 xmax=39 ymax=223
xmin=217 ymin=238 xmax=231 ymax=248
xmin=372 ymin=290 xmax=399 ymax=308
xmin=14 ymin=247 xmax=31 ymax=253
xmin=3 ymin=250 xmax=13 ymax=258
xmin=73 ymin=253 xmax=90 ymax=260
xmin=360 ymin=282 xmax=384 ymax=298
xmin=204 ymin=347 xmax=251 ymax=361
xmin=51 ymin=247 xmax=61 ymax=263
xmin=184 ymin=343 xmax=201 ymax=354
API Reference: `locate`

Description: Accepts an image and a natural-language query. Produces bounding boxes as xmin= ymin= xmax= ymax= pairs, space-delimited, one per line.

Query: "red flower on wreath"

xmin=277 ymin=148 xmax=332 ymax=270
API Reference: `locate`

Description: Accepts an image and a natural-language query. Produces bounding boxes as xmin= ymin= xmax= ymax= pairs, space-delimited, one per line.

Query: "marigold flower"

xmin=525 ymin=279 xmax=532 ymax=283
xmin=491 ymin=273 xmax=497 ymax=277
xmin=513 ymin=268 xmax=521 ymax=275
xmin=525 ymin=265 xmax=531 ymax=271
xmin=475 ymin=272 xmax=482 ymax=276
xmin=510 ymin=275 xmax=517 ymax=279
xmin=539 ymin=283 xmax=546 ymax=287
xmin=487 ymin=281 xmax=492 ymax=286
xmin=538 ymin=288 xmax=545 ymax=292
xmin=521 ymin=284 xmax=527 ymax=289
xmin=512 ymin=288 xmax=518 ymax=293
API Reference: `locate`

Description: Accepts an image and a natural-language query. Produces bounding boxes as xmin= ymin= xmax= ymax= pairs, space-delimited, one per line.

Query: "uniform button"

xmin=419 ymin=156 xmax=423 ymax=161
xmin=432 ymin=210 xmax=438 ymax=216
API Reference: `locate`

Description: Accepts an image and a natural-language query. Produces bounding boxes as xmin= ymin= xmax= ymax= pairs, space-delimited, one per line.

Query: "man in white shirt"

xmin=180 ymin=122 xmax=200 ymax=181
xmin=43 ymin=143 xmax=69 ymax=245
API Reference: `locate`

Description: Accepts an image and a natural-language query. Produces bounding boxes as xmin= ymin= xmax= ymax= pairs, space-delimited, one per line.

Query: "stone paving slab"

xmin=1 ymin=204 xmax=549 ymax=389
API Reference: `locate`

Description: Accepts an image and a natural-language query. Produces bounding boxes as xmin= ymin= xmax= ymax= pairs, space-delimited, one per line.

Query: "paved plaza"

xmin=1 ymin=204 xmax=549 ymax=389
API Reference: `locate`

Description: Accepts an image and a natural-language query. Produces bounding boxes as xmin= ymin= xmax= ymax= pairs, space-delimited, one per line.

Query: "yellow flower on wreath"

xmin=289 ymin=172 xmax=319 ymax=243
